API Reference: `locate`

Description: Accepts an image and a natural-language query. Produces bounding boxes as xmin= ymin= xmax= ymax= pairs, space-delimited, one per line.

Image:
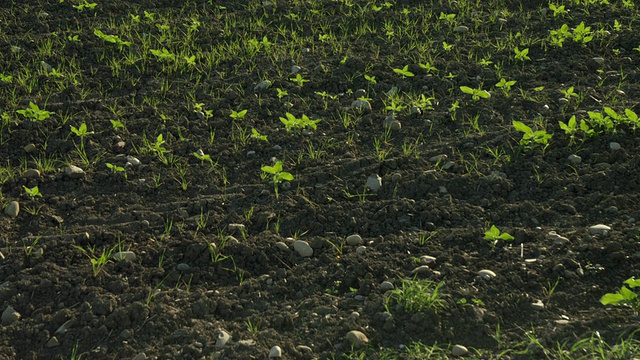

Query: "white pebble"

xmin=452 ymin=344 xmax=468 ymax=356
xmin=346 ymin=234 xmax=363 ymax=246
xmin=610 ymin=142 xmax=621 ymax=150
xmin=346 ymin=330 xmax=368 ymax=348
xmin=268 ymin=345 xmax=282 ymax=358
xmin=478 ymin=269 xmax=496 ymax=280
xmin=365 ymin=174 xmax=382 ymax=191
xmin=589 ymin=224 xmax=611 ymax=235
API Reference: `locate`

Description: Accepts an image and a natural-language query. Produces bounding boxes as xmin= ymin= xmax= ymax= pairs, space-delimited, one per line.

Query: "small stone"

xmin=113 ymin=251 xmax=136 ymax=261
xmin=23 ymin=169 xmax=41 ymax=178
xmin=216 ymin=330 xmax=232 ymax=348
xmin=412 ymin=265 xmax=432 ymax=275
xmin=23 ymin=143 xmax=37 ymax=153
xmin=177 ymin=263 xmax=191 ymax=272
xmin=356 ymin=246 xmax=366 ymax=254
xmin=228 ymin=223 xmax=247 ymax=235
xmin=293 ymin=240 xmax=313 ymax=257
xmin=254 ymin=80 xmax=271 ymax=92
xmin=531 ymin=300 xmax=545 ymax=310
xmin=346 ymin=330 xmax=368 ymax=348
xmin=2 ymin=306 xmax=21 ymax=325
xmin=268 ymin=345 xmax=282 ymax=358
xmin=567 ymin=154 xmax=582 ymax=165
xmin=380 ymin=281 xmax=394 ymax=291
xmin=429 ymin=154 xmax=447 ymax=163
xmin=610 ymin=142 xmax=621 ymax=150
xmin=452 ymin=344 xmax=468 ymax=356
xmin=4 ymin=201 xmax=19 ymax=218
xmin=295 ymin=345 xmax=312 ymax=354
xmin=132 ymin=353 xmax=147 ymax=360
xmin=547 ymin=231 xmax=570 ymax=245
xmin=346 ymin=234 xmax=363 ymax=246
xmin=45 ymin=336 xmax=60 ymax=348
xmin=275 ymin=242 xmax=289 ymax=251
xmin=291 ymin=65 xmax=301 ymax=74
xmin=420 ymin=255 xmax=436 ymax=265
xmin=589 ymin=224 xmax=611 ymax=235
xmin=478 ymin=269 xmax=496 ymax=280
xmin=354 ymin=89 xmax=366 ymax=99
xmin=127 ymin=156 xmax=142 ymax=166
xmin=64 ymin=165 xmax=85 ymax=179
xmin=455 ymin=25 xmax=469 ymax=32
xmin=351 ymin=99 xmax=372 ymax=112
xmin=365 ymin=174 xmax=382 ymax=191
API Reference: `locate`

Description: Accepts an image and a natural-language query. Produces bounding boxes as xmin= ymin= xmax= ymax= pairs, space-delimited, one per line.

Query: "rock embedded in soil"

xmin=380 ymin=281 xmax=394 ymax=291
xmin=568 ymin=154 xmax=582 ymax=164
xmin=351 ymin=99 xmax=372 ymax=112
xmin=478 ymin=269 xmax=497 ymax=280
xmin=113 ymin=251 xmax=136 ymax=261
xmin=589 ymin=224 xmax=611 ymax=235
xmin=452 ymin=344 xmax=469 ymax=356
xmin=346 ymin=330 xmax=368 ymax=348
xmin=64 ymin=165 xmax=85 ymax=179
xmin=455 ymin=25 xmax=469 ymax=32
xmin=254 ymin=80 xmax=271 ymax=92
xmin=531 ymin=300 xmax=545 ymax=310
xmin=365 ymin=174 xmax=382 ymax=191
xmin=293 ymin=240 xmax=313 ymax=257
xmin=346 ymin=234 xmax=363 ymax=246
xmin=4 ymin=201 xmax=19 ymax=218
xmin=216 ymin=330 xmax=232 ymax=348
xmin=176 ymin=263 xmax=191 ymax=272
xmin=610 ymin=142 xmax=621 ymax=150
xmin=23 ymin=169 xmax=40 ymax=178
xmin=132 ymin=354 xmax=147 ymax=360
xmin=356 ymin=246 xmax=366 ymax=254
xmin=45 ymin=336 xmax=60 ymax=348
xmin=2 ymin=306 xmax=21 ymax=325
xmin=268 ymin=345 xmax=282 ymax=358
xmin=275 ymin=242 xmax=289 ymax=251
xmin=421 ymin=255 xmax=436 ymax=265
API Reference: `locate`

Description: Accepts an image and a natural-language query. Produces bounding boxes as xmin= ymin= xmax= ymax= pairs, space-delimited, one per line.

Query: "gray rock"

xmin=254 ymin=80 xmax=271 ymax=92
xmin=23 ymin=143 xmax=37 ymax=153
xmin=354 ymin=89 xmax=366 ymax=99
xmin=132 ymin=354 xmax=148 ymax=360
xmin=383 ymin=117 xmax=401 ymax=131
xmin=293 ymin=240 xmax=313 ymax=257
xmin=23 ymin=169 xmax=41 ymax=178
xmin=45 ymin=336 xmax=60 ymax=348
xmin=452 ymin=344 xmax=468 ymax=356
xmin=216 ymin=330 xmax=232 ymax=348
xmin=610 ymin=142 xmax=621 ymax=150
xmin=568 ymin=154 xmax=582 ymax=165
xmin=380 ymin=281 xmax=394 ymax=291
xmin=64 ymin=165 xmax=85 ymax=179
xmin=346 ymin=330 xmax=368 ymax=348
xmin=113 ymin=251 xmax=136 ymax=261
xmin=478 ymin=269 xmax=496 ymax=280
xmin=412 ymin=265 xmax=432 ymax=275
xmin=455 ymin=25 xmax=469 ymax=32
xmin=177 ymin=263 xmax=191 ymax=272
xmin=275 ymin=242 xmax=290 ymax=251
xmin=589 ymin=224 xmax=611 ymax=235
xmin=351 ymin=99 xmax=372 ymax=112
xmin=126 ymin=155 xmax=142 ymax=166
xmin=268 ymin=345 xmax=282 ymax=358
xmin=291 ymin=65 xmax=301 ymax=74
xmin=4 ymin=201 xmax=19 ymax=218
xmin=346 ymin=234 xmax=363 ymax=246
xmin=365 ymin=174 xmax=382 ymax=191
xmin=356 ymin=246 xmax=367 ymax=254
xmin=295 ymin=345 xmax=312 ymax=354
xmin=420 ymin=255 xmax=436 ymax=265
xmin=2 ymin=306 xmax=20 ymax=325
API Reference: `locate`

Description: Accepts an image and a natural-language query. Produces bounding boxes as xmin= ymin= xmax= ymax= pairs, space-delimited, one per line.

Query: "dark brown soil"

xmin=1 ymin=0 xmax=640 ymax=359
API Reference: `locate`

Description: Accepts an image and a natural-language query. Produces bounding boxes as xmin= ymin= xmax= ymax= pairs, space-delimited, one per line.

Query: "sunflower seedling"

xmin=600 ymin=278 xmax=640 ymax=315
xmin=512 ymin=120 xmax=553 ymax=151
xmin=106 ymin=163 xmax=127 ymax=179
xmin=484 ymin=225 xmax=514 ymax=248
xmin=460 ymin=86 xmax=491 ymax=101
xmin=23 ymin=185 xmax=42 ymax=199
xmin=16 ymin=102 xmax=53 ymax=122
xmin=393 ymin=65 xmax=414 ymax=78
xmin=261 ymin=161 xmax=293 ymax=199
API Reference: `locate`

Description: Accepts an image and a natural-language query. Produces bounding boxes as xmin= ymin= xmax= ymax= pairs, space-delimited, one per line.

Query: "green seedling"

xmin=105 ymin=163 xmax=127 ymax=178
xmin=250 ymin=128 xmax=268 ymax=142
xmin=548 ymin=3 xmax=568 ymax=17
xmin=230 ymin=109 xmax=247 ymax=120
xmin=276 ymin=88 xmax=288 ymax=99
xmin=16 ymin=102 xmax=53 ymax=121
xmin=512 ymin=120 xmax=553 ymax=151
xmin=93 ymin=29 xmax=131 ymax=49
xmin=513 ymin=47 xmax=530 ymax=62
xmin=73 ymin=0 xmax=97 ymax=11
xmin=418 ymin=61 xmax=437 ymax=73
xmin=23 ymin=185 xmax=42 ymax=199
xmin=393 ymin=65 xmax=414 ymax=78
xmin=364 ymin=74 xmax=377 ymax=84
xmin=558 ymin=115 xmax=595 ymax=145
xmin=261 ymin=161 xmax=293 ymax=199
xmin=289 ymin=73 xmax=309 ymax=87
xmin=384 ymin=278 xmax=446 ymax=314
xmin=73 ymin=244 xmax=115 ymax=277
xmin=484 ymin=225 xmax=514 ymax=248
xmin=495 ymin=78 xmax=516 ymax=97
xmin=279 ymin=112 xmax=321 ymax=133
xmin=192 ymin=151 xmax=213 ymax=165
xmin=600 ymin=278 xmax=640 ymax=314
xmin=460 ymin=86 xmax=491 ymax=101
xmin=150 ymin=48 xmax=176 ymax=62
xmin=70 ymin=123 xmax=91 ymax=149
xmin=110 ymin=119 xmax=126 ymax=132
